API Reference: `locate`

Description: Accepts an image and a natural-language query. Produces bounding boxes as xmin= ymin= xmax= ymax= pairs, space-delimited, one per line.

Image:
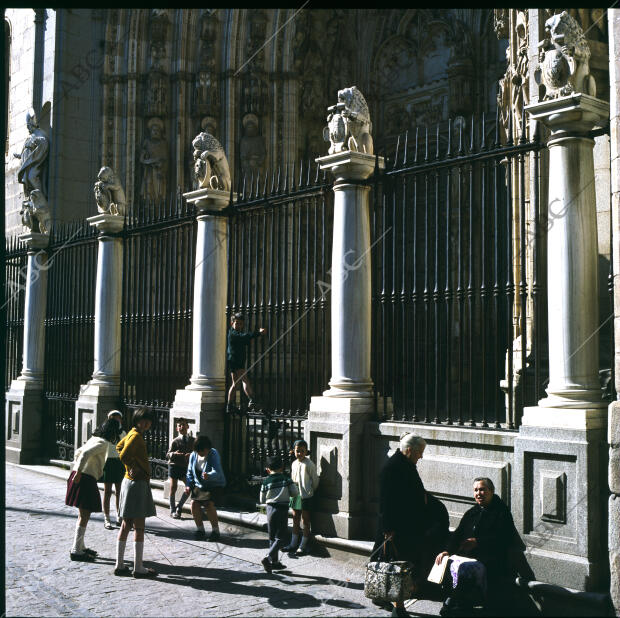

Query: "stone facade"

xmin=4 ymin=7 xmax=620 ymax=601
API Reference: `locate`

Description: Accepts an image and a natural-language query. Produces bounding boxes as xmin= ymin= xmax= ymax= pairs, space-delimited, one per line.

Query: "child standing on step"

xmin=260 ymin=455 xmax=299 ymax=573
xmin=184 ymin=434 xmax=226 ymax=541
xmin=226 ymin=312 xmax=266 ymax=413
xmin=101 ymin=410 xmax=126 ymax=529
xmin=166 ymin=418 xmax=195 ymax=518
xmin=283 ymin=439 xmax=319 ymax=556
xmin=66 ymin=418 xmax=121 ymax=562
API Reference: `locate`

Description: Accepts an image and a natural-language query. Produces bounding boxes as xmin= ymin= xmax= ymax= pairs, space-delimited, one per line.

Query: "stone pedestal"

xmin=305 ymin=151 xmax=384 ymax=538
xmin=170 ymin=188 xmax=231 ymax=449
xmin=515 ymin=94 xmax=610 ymax=590
xmin=6 ymin=232 xmax=50 ymax=464
xmin=75 ymin=214 xmax=125 ymax=445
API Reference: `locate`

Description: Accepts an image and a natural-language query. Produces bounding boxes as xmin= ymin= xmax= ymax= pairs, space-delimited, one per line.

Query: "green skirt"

xmin=289 ymin=495 xmax=313 ymax=511
xmin=100 ymin=457 xmax=124 ymax=484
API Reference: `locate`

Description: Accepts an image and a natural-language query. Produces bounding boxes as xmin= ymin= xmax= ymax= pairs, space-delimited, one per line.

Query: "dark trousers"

xmin=266 ymin=503 xmax=288 ymax=562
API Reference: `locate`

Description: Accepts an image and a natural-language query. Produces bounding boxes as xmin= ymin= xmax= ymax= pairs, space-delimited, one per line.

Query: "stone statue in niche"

xmin=94 ymin=166 xmax=127 ymax=216
xmin=14 ymin=109 xmax=51 ymax=234
xmin=537 ymin=11 xmax=596 ymax=100
xmin=323 ymin=86 xmax=373 ymax=155
xmin=191 ymin=131 xmax=231 ymax=192
xmin=14 ymin=110 xmax=49 ymax=202
xmin=140 ymin=117 xmax=169 ymax=202
xmin=240 ymin=113 xmax=266 ymax=180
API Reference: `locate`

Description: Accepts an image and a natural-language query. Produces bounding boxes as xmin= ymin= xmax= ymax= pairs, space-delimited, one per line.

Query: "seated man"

xmin=435 ymin=477 xmax=531 ymax=616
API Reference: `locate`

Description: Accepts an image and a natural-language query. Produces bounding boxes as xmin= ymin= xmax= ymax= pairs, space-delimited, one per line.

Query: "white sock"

xmin=299 ymin=535 xmax=309 ymax=550
xmin=104 ymin=513 xmax=111 ymax=526
xmin=71 ymin=523 xmax=87 ymax=553
xmin=288 ymin=533 xmax=299 ymax=549
xmin=134 ymin=541 xmax=147 ymax=574
xmin=115 ymin=539 xmax=126 ymax=570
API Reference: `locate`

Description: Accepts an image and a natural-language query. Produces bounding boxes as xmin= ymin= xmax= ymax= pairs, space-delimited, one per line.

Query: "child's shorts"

xmin=290 ymin=495 xmax=314 ymax=511
xmin=168 ymin=464 xmax=187 ymax=480
xmin=191 ymin=486 xmax=224 ymax=506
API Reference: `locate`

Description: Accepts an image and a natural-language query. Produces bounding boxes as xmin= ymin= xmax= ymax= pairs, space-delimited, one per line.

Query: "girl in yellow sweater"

xmin=114 ymin=407 xmax=158 ymax=578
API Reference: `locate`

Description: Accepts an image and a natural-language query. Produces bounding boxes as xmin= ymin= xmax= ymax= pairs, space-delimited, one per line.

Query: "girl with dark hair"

xmin=114 ymin=407 xmax=158 ymax=578
xmin=65 ymin=418 xmax=121 ymax=562
xmin=101 ymin=410 xmax=126 ymax=529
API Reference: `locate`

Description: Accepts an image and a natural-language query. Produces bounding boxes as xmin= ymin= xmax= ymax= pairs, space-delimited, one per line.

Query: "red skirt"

xmin=65 ymin=470 xmax=102 ymax=512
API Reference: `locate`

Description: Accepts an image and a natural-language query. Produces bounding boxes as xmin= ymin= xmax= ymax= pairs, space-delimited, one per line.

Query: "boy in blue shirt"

xmin=184 ymin=434 xmax=226 ymax=541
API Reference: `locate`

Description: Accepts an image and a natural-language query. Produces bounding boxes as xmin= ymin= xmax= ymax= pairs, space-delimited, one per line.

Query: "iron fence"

xmin=371 ymin=112 xmax=547 ymax=429
xmin=4 ymin=237 xmax=27 ymax=390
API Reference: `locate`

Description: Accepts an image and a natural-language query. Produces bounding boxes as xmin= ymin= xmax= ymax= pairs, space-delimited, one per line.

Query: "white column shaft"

xmin=543 ymin=135 xmax=603 ymax=407
xmin=21 ymin=250 xmax=48 ymax=383
xmin=189 ymin=215 xmax=228 ymax=390
xmin=327 ymin=183 xmax=373 ymax=396
xmin=93 ymin=236 xmax=123 ymax=383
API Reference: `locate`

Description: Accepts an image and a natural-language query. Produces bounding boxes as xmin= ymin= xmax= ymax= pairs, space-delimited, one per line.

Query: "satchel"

xmin=364 ymin=539 xmax=417 ymax=603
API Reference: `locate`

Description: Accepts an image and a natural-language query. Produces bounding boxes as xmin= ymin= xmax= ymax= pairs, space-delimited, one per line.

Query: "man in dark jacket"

xmin=435 ymin=477 xmax=531 ymax=615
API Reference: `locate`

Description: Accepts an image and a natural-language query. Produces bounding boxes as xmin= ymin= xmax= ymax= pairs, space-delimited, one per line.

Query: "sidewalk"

xmin=5 ymin=463 xmax=443 ymax=617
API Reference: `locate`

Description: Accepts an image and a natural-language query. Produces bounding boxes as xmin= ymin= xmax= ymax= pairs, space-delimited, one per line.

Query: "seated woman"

xmin=435 ymin=477 xmax=531 ymax=616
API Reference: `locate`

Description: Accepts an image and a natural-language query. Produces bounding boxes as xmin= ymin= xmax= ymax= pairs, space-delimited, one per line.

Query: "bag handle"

xmin=368 ymin=535 xmax=399 ymax=562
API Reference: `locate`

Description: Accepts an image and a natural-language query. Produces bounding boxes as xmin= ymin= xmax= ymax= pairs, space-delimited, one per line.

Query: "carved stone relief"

xmin=94 ymin=166 xmax=127 ymax=216
xmin=139 ymin=117 xmax=169 ymax=202
xmin=240 ymin=113 xmax=266 ymax=179
xmin=191 ymin=131 xmax=231 ymax=191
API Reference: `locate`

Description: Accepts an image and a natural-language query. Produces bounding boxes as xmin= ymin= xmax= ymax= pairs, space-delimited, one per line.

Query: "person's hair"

xmin=474 ymin=477 xmax=495 ymax=492
xmin=194 ymin=435 xmax=212 ymax=452
xmin=267 ymin=455 xmax=283 ymax=470
xmin=131 ymin=406 xmax=154 ymax=428
xmin=176 ymin=418 xmax=189 ymax=425
xmin=93 ymin=418 xmax=121 ymax=444
xmin=399 ymin=433 xmax=426 ymax=454
xmin=293 ymin=439 xmax=308 ymax=450
xmin=231 ymin=312 xmax=244 ymax=323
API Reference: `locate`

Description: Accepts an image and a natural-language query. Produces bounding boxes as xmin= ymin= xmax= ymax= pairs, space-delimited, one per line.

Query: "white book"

xmin=427 ymin=555 xmax=449 ymax=584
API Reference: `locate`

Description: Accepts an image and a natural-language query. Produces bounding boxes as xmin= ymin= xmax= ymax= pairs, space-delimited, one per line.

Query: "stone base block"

xmin=75 ymin=382 xmax=121 ymax=447
xmin=304 ymin=396 xmax=374 ymax=540
xmin=514 ymin=406 xmax=608 ymax=591
xmin=170 ymin=387 xmax=226 ymax=449
xmin=5 ymin=378 xmax=45 ymax=464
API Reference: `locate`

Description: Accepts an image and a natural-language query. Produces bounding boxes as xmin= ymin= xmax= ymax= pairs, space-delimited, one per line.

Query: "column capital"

xmin=18 ymin=232 xmax=49 ymax=251
xmin=526 ymin=93 xmax=609 ymax=136
xmin=183 ymin=188 xmax=235 ymax=215
xmin=87 ymin=213 xmax=125 ymax=234
xmin=316 ymin=151 xmax=384 ymax=183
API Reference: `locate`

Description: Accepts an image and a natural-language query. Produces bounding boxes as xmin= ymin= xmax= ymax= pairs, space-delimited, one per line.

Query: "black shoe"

xmin=194 ymin=529 xmax=207 ymax=540
xmin=70 ymin=551 xmax=95 ymax=562
xmin=271 ymin=561 xmax=286 ymax=570
xmin=296 ymin=546 xmax=310 ymax=556
xmin=261 ymin=557 xmax=273 ymax=573
xmin=208 ymin=530 xmax=221 ymax=542
xmin=83 ymin=547 xmax=98 ymax=556
xmin=391 ymin=607 xmax=410 ymax=618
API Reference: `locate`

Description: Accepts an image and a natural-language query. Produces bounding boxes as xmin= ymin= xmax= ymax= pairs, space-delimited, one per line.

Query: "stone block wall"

xmin=5 ymin=9 xmax=36 ymax=237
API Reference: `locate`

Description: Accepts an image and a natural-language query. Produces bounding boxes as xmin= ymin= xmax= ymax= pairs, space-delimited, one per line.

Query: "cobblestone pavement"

xmin=5 ymin=464 xmax=442 ymax=617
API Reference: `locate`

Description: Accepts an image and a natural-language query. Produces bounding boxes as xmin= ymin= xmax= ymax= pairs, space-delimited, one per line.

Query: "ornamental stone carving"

xmin=537 ymin=11 xmax=596 ymax=100
xmin=140 ymin=117 xmax=169 ymax=202
xmin=191 ymin=131 xmax=231 ymax=192
xmin=20 ymin=189 xmax=51 ymax=235
xmin=94 ymin=166 xmax=127 ymax=216
xmin=323 ymin=86 xmax=374 ymax=156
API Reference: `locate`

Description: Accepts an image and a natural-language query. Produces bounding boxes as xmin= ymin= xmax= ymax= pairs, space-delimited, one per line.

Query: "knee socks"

xmin=177 ymin=492 xmax=189 ymax=512
xmin=134 ymin=541 xmax=147 ymax=574
xmin=71 ymin=522 xmax=86 ymax=553
xmin=115 ymin=539 xmax=126 ymax=570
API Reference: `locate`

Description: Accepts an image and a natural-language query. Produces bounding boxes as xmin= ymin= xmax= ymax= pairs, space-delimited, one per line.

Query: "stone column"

xmin=512 ymin=94 xmax=609 ymax=590
xmin=170 ymin=189 xmax=231 ymax=451
xmin=74 ymin=214 xmax=124 ymax=446
xmin=608 ymin=8 xmax=620 ymax=613
xmin=305 ymin=151 xmax=384 ymax=538
xmin=6 ymin=232 xmax=50 ymax=464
